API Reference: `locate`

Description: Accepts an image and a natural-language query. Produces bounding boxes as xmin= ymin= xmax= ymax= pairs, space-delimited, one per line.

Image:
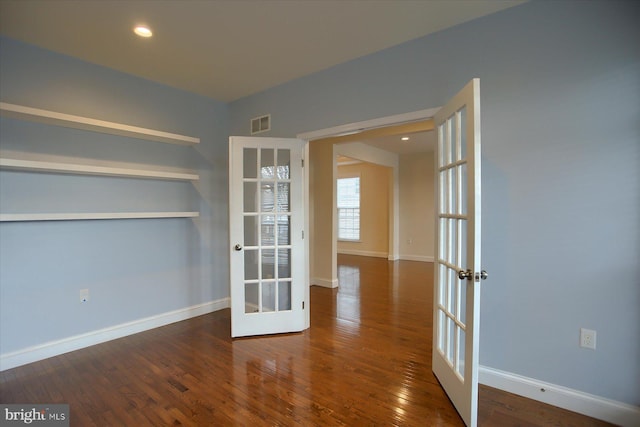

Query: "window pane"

xmin=337 ymin=177 xmax=360 ymax=240
xmin=337 ymin=177 xmax=360 ymax=208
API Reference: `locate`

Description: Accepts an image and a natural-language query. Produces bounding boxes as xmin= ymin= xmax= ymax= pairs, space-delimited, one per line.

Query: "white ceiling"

xmin=0 ymin=0 xmax=524 ymax=102
xmin=359 ymin=130 xmax=436 ymax=155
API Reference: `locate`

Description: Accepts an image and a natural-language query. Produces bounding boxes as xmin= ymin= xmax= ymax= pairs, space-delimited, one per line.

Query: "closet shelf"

xmin=0 ymin=102 xmax=200 ymax=146
xmin=0 ymin=157 xmax=199 ymax=181
xmin=0 ymin=212 xmax=200 ymax=222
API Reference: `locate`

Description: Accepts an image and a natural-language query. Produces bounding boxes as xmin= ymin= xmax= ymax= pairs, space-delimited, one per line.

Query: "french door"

xmin=432 ymin=79 xmax=486 ymax=427
xmin=229 ymin=136 xmax=307 ymax=338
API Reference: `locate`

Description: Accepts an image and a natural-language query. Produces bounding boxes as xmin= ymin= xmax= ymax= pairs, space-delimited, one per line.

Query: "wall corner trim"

xmin=0 ymin=298 xmax=230 ymax=372
xmin=479 ymin=365 xmax=640 ymax=427
xmin=311 ymin=277 xmax=339 ymax=288
xmin=399 ymin=255 xmax=434 ymax=262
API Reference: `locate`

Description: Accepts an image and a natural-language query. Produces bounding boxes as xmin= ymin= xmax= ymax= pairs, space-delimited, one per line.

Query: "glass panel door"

xmin=229 ymin=137 xmax=306 ymax=338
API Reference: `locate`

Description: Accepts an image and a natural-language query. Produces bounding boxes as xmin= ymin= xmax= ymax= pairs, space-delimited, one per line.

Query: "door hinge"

xmin=302 ymin=230 xmax=304 ymax=239
xmin=302 ymin=301 xmax=305 ymax=309
xmin=301 ymin=158 xmax=304 ymax=167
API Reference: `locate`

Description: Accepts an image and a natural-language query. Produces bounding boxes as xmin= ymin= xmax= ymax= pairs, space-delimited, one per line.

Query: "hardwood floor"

xmin=1 ymin=255 xmax=613 ymax=426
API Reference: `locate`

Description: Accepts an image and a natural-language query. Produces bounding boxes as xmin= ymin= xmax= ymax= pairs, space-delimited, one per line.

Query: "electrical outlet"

xmin=80 ymin=288 xmax=89 ymax=303
xmin=580 ymin=328 xmax=596 ymax=350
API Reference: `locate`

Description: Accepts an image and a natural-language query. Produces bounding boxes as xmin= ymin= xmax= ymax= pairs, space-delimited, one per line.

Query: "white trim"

xmin=337 ymin=249 xmax=388 ymax=258
xmin=0 ymin=298 xmax=230 ymax=371
xmin=298 ymin=107 xmax=440 ymax=141
xmin=399 ymin=254 xmax=434 ymax=262
xmin=0 ymin=102 xmax=199 ymax=145
xmin=311 ymin=277 xmax=339 ymax=288
xmin=0 ymin=212 xmax=200 ymax=222
xmin=0 ymin=157 xmax=199 ymax=181
xmin=480 ymin=365 xmax=640 ymax=427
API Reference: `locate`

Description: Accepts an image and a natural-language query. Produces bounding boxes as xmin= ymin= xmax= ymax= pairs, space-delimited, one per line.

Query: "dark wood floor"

xmin=1 ymin=255 xmax=613 ymax=426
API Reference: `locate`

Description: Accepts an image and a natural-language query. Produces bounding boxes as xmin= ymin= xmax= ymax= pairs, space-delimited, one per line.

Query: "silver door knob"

xmin=458 ymin=269 xmax=473 ymax=280
xmin=480 ymin=270 xmax=488 ymax=280
xmin=234 ymin=244 xmax=242 ymax=251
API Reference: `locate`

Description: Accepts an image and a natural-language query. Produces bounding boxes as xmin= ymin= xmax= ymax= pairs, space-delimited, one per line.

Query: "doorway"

xmin=298 ymin=112 xmax=438 ymax=288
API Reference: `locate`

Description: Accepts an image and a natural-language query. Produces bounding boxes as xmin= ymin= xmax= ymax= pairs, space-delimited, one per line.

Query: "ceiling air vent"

xmin=251 ymin=114 xmax=270 ymax=135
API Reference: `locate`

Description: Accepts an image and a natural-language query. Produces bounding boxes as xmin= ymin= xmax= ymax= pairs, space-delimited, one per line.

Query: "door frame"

xmin=297 ymin=107 xmax=440 ymax=288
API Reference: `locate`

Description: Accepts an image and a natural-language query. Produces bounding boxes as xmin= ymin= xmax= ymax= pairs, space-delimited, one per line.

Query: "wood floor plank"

xmin=0 ymin=255 xmax=614 ymax=426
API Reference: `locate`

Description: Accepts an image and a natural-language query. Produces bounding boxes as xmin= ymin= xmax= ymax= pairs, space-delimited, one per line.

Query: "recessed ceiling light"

xmin=401 ymin=136 xmax=410 ymax=141
xmin=134 ymin=25 xmax=153 ymax=38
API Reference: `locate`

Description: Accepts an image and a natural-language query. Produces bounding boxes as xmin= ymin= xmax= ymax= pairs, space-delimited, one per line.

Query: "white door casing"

xmin=432 ymin=79 xmax=483 ymax=427
xmin=229 ymin=136 xmax=307 ymax=338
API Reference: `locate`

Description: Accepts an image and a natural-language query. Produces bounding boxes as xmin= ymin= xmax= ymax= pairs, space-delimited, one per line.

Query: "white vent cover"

xmin=251 ymin=114 xmax=270 ymax=135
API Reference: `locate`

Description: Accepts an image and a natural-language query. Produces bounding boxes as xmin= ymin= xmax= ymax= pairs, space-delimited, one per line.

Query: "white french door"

xmin=229 ymin=136 xmax=307 ymax=338
xmin=432 ymin=79 xmax=485 ymax=427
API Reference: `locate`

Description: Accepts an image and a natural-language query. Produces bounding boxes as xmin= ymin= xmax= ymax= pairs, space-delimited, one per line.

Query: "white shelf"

xmin=0 ymin=212 xmax=200 ymax=222
xmin=0 ymin=102 xmax=200 ymax=146
xmin=0 ymin=157 xmax=199 ymax=181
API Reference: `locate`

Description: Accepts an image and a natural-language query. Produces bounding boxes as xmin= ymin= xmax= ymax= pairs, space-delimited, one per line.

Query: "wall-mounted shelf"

xmin=0 ymin=157 xmax=199 ymax=181
xmin=0 ymin=212 xmax=200 ymax=222
xmin=0 ymin=102 xmax=200 ymax=146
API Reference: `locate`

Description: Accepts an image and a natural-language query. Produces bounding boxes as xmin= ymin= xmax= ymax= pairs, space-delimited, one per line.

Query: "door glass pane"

xmin=243 ymin=148 xmax=257 ymax=179
xmin=449 ymin=117 xmax=456 ymax=164
xmin=448 ymin=268 xmax=457 ymax=314
xmin=244 ymin=215 xmax=259 ymax=246
xmin=261 ymin=182 xmax=275 ymax=212
xmin=277 ymin=183 xmax=290 ymax=212
xmin=439 ymin=219 xmax=446 ymax=260
xmin=460 ymin=220 xmax=467 ymax=277
xmin=245 ymin=283 xmax=259 ymax=313
xmin=450 ymin=218 xmax=458 ymax=266
xmin=438 ymin=309 xmax=446 ymax=353
xmin=261 ymin=149 xmax=275 ymax=178
xmin=244 ymin=182 xmax=258 ymax=213
xmin=277 ymin=215 xmax=290 ymax=245
xmin=244 ymin=250 xmax=259 ymax=280
xmin=460 ymin=163 xmax=468 ymax=215
xmin=438 ymin=125 xmax=445 ymax=167
xmin=278 ymin=249 xmax=291 ymax=278
xmin=455 ymin=111 xmax=462 ymax=162
xmin=262 ymin=249 xmax=275 ymax=279
xmin=278 ymin=281 xmax=292 ymax=311
xmin=460 ymin=106 xmax=467 ymax=160
xmin=262 ymin=281 xmax=275 ymax=312
xmin=457 ymin=328 xmax=466 ymax=378
xmin=277 ymin=149 xmax=290 ymax=179
xmin=438 ymin=264 xmax=447 ymax=306
xmin=448 ymin=318 xmax=455 ymax=363
xmin=439 ymin=171 xmax=446 ymax=215
xmin=460 ymin=279 xmax=467 ymax=326
xmin=261 ymin=215 xmax=275 ymax=246
xmin=449 ymin=168 xmax=456 ymax=214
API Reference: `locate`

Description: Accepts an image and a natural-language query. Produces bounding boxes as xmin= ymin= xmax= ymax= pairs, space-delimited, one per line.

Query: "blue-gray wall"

xmin=230 ymin=1 xmax=640 ymax=405
xmin=0 ymin=37 xmax=229 ymax=352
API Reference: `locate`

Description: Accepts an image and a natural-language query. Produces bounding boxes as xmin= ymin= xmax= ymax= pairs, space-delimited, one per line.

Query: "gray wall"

xmin=230 ymin=2 xmax=640 ymax=405
xmin=0 ymin=37 xmax=230 ymax=353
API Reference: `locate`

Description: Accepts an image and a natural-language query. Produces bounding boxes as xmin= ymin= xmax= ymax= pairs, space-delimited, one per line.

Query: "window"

xmin=337 ymin=177 xmax=360 ymax=241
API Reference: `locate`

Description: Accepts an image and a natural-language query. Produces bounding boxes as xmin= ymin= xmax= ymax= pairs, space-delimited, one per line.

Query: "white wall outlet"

xmin=80 ymin=288 xmax=89 ymax=303
xmin=580 ymin=328 xmax=596 ymax=350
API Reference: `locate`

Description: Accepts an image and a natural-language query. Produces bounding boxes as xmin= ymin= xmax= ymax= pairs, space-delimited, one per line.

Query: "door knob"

xmin=234 ymin=244 xmax=242 ymax=251
xmin=458 ymin=269 xmax=488 ymax=281
xmin=458 ymin=269 xmax=472 ymax=280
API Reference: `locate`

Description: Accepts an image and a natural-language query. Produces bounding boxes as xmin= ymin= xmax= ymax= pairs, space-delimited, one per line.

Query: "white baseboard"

xmin=337 ymin=249 xmax=388 ymax=258
xmin=399 ymin=254 xmax=434 ymax=262
xmin=0 ymin=298 xmax=230 ymax=372
xmin=480 ymin=365 xmax=640 ymax=427
xmin=311 ymin=277 xmax=339 ymax=288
